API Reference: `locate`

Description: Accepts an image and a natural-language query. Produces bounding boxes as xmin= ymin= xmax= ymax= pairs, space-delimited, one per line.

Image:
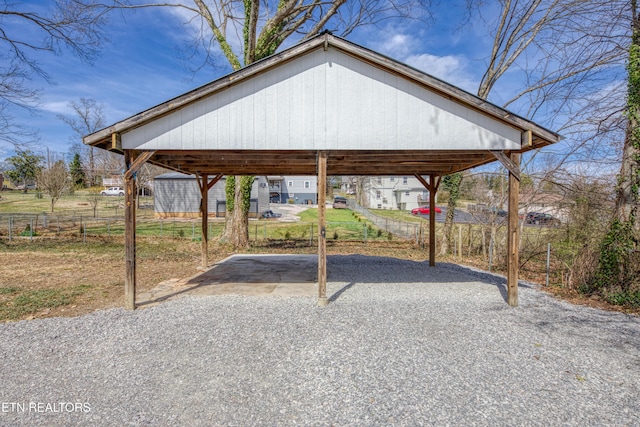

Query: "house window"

xmin=377 ymin=204 xmax=382 ymax=209
xmin=377 ymin=177 xmax=382 ymax=184
xmin=390 ymin=177 xmax=395 ymax=182
xmin=288 ymin=181 xmax=293 ymax=187
xmin=304 ymin=181 xmax=310 ymax=189
xmin=376 ymin=190 xmax=381 ymax=199
xmin=405 ymin=191 xmax=410 ymax=196
xmin=403 ymin=176 xmax=408 ymax=184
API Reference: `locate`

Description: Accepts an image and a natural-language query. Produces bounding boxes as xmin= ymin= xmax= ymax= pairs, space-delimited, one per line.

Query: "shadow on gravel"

xmin=326 ymin=254 xmax=525 ymax=304
xmin=139 ymin=253 xmax=532 ymax=306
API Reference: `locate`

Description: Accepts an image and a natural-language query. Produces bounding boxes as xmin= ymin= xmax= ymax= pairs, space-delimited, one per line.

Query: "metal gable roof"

xmin=83 ymin=32 xmax=561 ymax=177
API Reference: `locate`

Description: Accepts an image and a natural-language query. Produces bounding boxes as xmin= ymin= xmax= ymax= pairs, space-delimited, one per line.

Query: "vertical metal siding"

xmin=123 ymin=48 xmax=521 ymax=151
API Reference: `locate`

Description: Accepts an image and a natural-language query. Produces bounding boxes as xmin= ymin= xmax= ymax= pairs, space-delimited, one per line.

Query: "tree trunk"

xmin=440 ymin=172 xmax=462 ymax=255
xmin=220 ymin=175 xmax=253 ymax=247
xmin=589 ymin=0 xmax=640 ymax=294
xmin=226 ymin=189 xmax=250 ymax=247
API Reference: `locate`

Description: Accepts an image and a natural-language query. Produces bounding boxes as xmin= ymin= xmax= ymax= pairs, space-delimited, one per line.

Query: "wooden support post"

xmin=317 ymin=151 xmax=328 ymax=306
xmin=200 ymin=173 xmax=209 ymax=268
xmin=507 ymin=152 xmax=521 ymax=307
xmin=429 ymin=174 xmax=437 ymax=267
xmin=414 ymin=174 xmax=440 ymax=267
xmin=124 ymin=150 xmax=137 ymax=310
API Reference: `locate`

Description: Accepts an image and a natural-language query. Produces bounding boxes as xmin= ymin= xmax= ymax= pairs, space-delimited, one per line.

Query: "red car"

xmin=411 ymin=206 xmax=442 ymax=215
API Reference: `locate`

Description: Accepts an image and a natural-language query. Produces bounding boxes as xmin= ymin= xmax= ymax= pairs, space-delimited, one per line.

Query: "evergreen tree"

xmin=69 ymin=153 xmax=86 ymax=188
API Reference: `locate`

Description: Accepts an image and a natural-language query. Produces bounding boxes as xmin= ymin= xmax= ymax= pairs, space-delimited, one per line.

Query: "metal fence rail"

xmin=0 ymin=212 xmax=415 ymax=244
xmin=349 ymin=202 xmax=425 ymax=242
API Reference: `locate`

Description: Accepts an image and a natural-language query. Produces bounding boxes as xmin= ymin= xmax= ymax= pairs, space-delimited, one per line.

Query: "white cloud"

xmin=404 ymin=53 xmax=477 ymax=92
xmin=363 ymin=27 xmax=479 ymax=93
xmin=38 ymin=101 xmax=71 ymax=115
xmin=375 ymin=33 xmax=416 ymax=59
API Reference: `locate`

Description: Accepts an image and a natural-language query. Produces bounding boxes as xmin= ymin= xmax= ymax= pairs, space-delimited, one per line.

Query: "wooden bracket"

xmin=207 ymin=174 xmax=224 ymax=190
xmin=110 ymin=133 xmax=122 ymax=152
xmin=124 ymin=151 xmax=156 ymax=180
xmin=521 ymin=130 xmax=532 ymax=149
xmin=414 ymin=174 xmax=440 ymax=193
xmin=196 ymin=173 xmax=224 ymax=193
xmin=491 ymin=151 xmax=520 ymax=181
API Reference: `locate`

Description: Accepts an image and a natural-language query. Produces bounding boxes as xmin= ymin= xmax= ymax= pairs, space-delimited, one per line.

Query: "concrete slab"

xmin=138 ymin=254 xmax=317 ymax=307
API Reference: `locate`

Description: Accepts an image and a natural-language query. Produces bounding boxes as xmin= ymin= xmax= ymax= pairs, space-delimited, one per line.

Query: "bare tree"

xmin=0 ymin=1 xmax=110 ymax=148
xmin=584 ymin=0 xmax=640 ymax=299
xmin=37 ymin=159 xmax=70 ymax=212
xmin=58 ymin=98 xmax=107 ymax=186
xmin=108 ymin=0 xmax=429 ymax=248
xmin=440 ymin=0 xmax=630 ymax=255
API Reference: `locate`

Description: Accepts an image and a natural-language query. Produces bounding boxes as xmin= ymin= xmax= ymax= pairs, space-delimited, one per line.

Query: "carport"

xmin=84 ymin=32 xmax=560 ymax=310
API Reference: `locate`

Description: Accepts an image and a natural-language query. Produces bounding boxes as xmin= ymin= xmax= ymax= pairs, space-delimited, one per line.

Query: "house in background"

xmin=361 ymin=176 xmax=436 ymax=210
xmin=520 ymin=191 xmax=573 ymax=222
xmin=154 ymin=173 xmax=269 ymax=218
xmin=0 ymin=173 xmax=4 ymax=190
xmin=268 ymin=176 xmax=318 ymax=204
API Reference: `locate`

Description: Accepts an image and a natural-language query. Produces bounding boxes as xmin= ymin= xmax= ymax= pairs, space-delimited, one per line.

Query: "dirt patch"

xmin=0 ymin=237 xmax=222 ymax=321
xmin=1 ymin=237 xmax=637 ymax=321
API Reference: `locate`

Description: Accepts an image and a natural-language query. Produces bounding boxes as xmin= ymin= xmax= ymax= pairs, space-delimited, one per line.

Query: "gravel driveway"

xmin=1 ymin=255 xmax=638 ymax=426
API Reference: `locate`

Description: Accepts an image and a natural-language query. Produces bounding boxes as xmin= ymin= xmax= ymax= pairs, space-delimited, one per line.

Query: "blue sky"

xmin=2 ymin=0 xmax=626 ymax=176
xmin=3 ymin=1 xmax=502 ymax=158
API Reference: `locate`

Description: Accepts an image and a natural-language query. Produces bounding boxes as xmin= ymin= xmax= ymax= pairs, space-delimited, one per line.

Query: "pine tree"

xmin=69 ymin=153 xmax=86 ymax=188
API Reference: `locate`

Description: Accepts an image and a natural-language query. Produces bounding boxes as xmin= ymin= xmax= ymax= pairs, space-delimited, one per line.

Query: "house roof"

xmin=83 ymin=32 xmax=561 ymax=177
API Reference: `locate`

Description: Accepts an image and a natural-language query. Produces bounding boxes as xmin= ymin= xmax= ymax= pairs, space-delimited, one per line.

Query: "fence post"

xmin=108 ymin=219 xmax=111 ymax=237
xmin=192 ymin=222 xmax=195 ymax=240
xmin=8 ymin=216 xmax=11 ymax=241
xmin=488 ymin=237 xmax=494 ymax=272
xmin=546 ymin=243 xmax=551 ymax=287
xmin=160 ymin=219 xmax=163 ymax=237
xmin=363 ymin=223 xmax=367 ymax=243
xmin=30 ymin=219 xmax=33 ymax=241
xmin=83 ymin=220 xmax=86 ymax=243
xmin=309 ymin=223 xmax=313 ymax=246
xmin=458 ymin=224 xmax=462 ymax=259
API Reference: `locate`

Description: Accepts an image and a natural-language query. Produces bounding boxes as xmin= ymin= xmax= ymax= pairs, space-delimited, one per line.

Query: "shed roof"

xmin=84 ymin=32 xmax=560 ymax=176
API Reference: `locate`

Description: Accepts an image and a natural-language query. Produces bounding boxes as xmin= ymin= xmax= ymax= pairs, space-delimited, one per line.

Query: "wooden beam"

xmin=521 ymin=130 xmax=532 ymax=149
xmin=124 ymin=150 xmax=156 ymax=181
xmin=429 ymin=174 xmax=437 ymax=267
xmin=207 ymin=174 xmax=224 ymax=190
xmin=110 ymin=133 xmax=122 ymax=152
xmin=414 ymin=174 xmax=441 ymax=193
xmin=491 ymin=151 xmax=520 ymax=181
xmin=124 ymin=150 xmax=137 ymax=310
xmin=507 ymin=152 xmax=521 ymax=307
xmin=317 ymin=151 xmax=328 ymax=306
xmin=200 ymin=173 xmax=209 ymax=268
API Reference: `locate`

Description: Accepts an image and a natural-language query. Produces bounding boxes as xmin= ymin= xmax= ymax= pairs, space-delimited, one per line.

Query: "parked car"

xmin=333 ymin=196 xmax=348 ymax=209
xmin=483 ymin=206 xmax=507 ymax=217
xmin=525 ymin=212 xmax=560 ymax=226
xmin=101 ymin=187 xmax=125 ymax=196
xmin=411 ymin=206 xmax=442 ymax=215
xmin=260 ymin=210 xmax=282 ymax=219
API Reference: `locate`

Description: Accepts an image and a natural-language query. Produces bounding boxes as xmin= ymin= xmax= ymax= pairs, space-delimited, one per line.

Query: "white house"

xmin=268 ymin=176 xmax=318 ymax=204
xmin=362 ymin=176 xmax=436 ymax=211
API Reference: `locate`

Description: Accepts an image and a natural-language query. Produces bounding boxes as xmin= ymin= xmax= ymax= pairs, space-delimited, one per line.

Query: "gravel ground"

xmin=1 ymin=255 xmax=639 ymax=426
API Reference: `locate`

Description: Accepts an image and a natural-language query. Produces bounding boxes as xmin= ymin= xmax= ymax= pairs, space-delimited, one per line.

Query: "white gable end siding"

xmin=122 ymin=48 xmax=521 ymax=151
